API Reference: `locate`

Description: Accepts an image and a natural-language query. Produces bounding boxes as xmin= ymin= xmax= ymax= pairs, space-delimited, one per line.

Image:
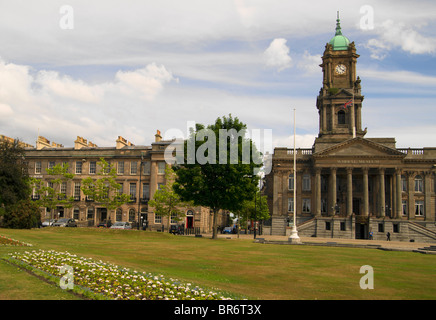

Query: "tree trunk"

xmin=212 ymin=208 xmax=218 ymax=239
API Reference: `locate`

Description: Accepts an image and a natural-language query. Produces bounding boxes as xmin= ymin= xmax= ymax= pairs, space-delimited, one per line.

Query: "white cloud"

xmin=114 ymin=63 xmax=178 ymax=101
xmin=35 ymin=70 xmax=103 ymax=103
xmin=296 ymin=51 xmax=322 ymax=75
xmin=264 ymin=38 xmax=292 ymax=72
xmin=365 ymin=19 xmax=436 ymax=59
xmin=0 ymin=103 xmax=13 ymax=118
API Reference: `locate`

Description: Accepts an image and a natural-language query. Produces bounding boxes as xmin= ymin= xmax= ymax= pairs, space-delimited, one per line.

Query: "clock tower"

xmin=314 ymin=13 xmax=366 ymax=152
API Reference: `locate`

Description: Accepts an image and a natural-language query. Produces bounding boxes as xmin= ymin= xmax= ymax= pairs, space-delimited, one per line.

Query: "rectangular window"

xmin=142 ymin=183 xmax=150 ymax=200
xmin=117 ymin=183 xmax=124 ymax=195
xmin=302 ymin=198 xmax=311 ymax=213
xmin=402 ymin=200 xmax=408 ymax=216
xmin=75 ymin=161 xmax=82 ymax=174
xmin=155 ymin=214 xmax=162 ymax=224
xmin=171 ymin=213 xmax=177 ymax=224
xmin=35 ymin=161 xmax=42 ymax=174
xmin=158 ymin=162 xmax=166 ymax=174
xmin=415 ymin=176 xmax=423 ymax=192
xmin=415 ymin=200 xmax=424 ymax=216
xmin=340 ymin=222 xmax=346 ymax=231
xmin=130 ymin=161 xmax=137 ymax=175
xmin=393 ymin=224 xmax=399 ymax=233
xmin=302 ymin=174 xmax=311 ymax=191
xmin=118 ymin=161 xmax=124 ymax=174
xmin=288 ymin=174 xmax=294 ymax=191
xmin=287 ymin=198 xmax=294 ymax=212
xmin=321 ymin=199 xmax=327 ymax=213
xmin=325 ymin=221 xmax=331 ymax=231
xmin=60 ymin=182 xmax=67 ymax=198
xmin=48 ymin=161 xmax=55 ymax=169
xmin=378 ymin=223 xmax=384 ymax=233
xmin=73 ymin=208 xmax=80 ymax=220
xmin=89 ymin=161 xmax=96 ymax=174
xmin=401 ymin=176 xmax=407 ymax=192
xmin=143 ymin=161 xmax=150 ymax=175
xmin=74 ymin=182 xmax=81 ymax=201
xmin=129 ymin=183 xmax=137 ymax=201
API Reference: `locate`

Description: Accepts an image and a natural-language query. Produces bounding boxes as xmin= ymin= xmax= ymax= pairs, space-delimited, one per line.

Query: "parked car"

xmin=41 ymin=219 xmax=57 ymax=227
xmin=52 ymin=218 xmax=77 ymax=227
xmin=110 ymin=221 xmax=132 ymax=230
xmin=222 ymin=226 xmax=235 ymax=234
xmin=97 ymin=220 xmax=112 ymax=228
xmin=169 ymin=224 xmax=183 ymax=235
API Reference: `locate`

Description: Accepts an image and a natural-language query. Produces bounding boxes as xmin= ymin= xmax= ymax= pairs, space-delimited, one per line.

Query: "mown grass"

xmin=0 ymin=227 xmax=435 ymax=300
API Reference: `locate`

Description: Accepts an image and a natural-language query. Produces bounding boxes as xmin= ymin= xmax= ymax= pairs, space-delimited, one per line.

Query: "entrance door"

xmin=353 ymin=199 xmax=360 ymax=215
xmin=355 ymin=223 xmax=368 ymax=239
xmin=186 ymin=216 xmax=193 ymax=228
xmin=98 ymin=208 xmax=107 ymax=222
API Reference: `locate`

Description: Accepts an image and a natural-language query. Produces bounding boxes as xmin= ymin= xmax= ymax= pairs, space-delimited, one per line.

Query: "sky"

xmin=0 ymin=0 xmax=435 ymax=153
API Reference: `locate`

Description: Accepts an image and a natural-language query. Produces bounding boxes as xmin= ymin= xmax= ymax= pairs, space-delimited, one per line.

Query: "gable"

xmin=313 ymin=137 xmax=405 ymax=159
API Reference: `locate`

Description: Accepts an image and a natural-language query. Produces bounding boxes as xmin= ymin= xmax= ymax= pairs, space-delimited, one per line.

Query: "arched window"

xmin=116 ymin=208 xmax=122 ymax=221
xmin=338 ymin=110 xmax=346 ymax=125
xmin=128 ymin=209 xmax=136 ymax=222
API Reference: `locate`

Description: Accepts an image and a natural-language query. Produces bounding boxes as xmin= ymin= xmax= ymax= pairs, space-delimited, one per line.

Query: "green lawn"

xmin=0 ymin=227 xmax=435 ymax=300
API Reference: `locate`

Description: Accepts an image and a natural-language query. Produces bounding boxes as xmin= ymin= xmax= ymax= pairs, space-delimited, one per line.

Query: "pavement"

xmin=208 ymin=233 xmax=436 ymax=253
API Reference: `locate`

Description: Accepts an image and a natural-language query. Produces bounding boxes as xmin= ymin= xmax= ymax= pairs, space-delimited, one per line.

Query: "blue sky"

xmin=0 ymin=0 xmax=435 ymax=152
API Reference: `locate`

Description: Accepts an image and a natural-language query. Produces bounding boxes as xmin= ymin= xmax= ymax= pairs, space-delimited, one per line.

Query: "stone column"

xmin=379 ymin=168 xmax=386 ymax=217
xmin=329 ymin=167 xmax=337 ymax=216
xmin=407 ymin=172 xmax=415 ymax=219
xmin=395 ymin=170 xmax=402 ymax=219
xmin=362 ymin=167 xmax=369 ymax=216
xmin=425 ymin=172 xmax=432 ymax=221
xmin=315 ymin=168 xmax=322 ymax=217
xmin=346 ymin=167 xmax=353 ymax=217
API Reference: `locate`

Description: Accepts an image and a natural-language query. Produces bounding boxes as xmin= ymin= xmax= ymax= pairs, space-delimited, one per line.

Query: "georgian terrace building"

xmin=18 ymin=131 xmax=227 ymax=232
xmin=264 ymin=16 xmax=436 ymax=243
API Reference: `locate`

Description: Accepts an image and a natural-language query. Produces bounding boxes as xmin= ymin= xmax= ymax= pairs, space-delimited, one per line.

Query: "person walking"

xmin=386 ymin=232 xmax=391 ymax=241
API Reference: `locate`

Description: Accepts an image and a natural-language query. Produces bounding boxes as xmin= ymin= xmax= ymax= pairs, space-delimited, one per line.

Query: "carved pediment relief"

xmin=313 ymin=137 xmax=405 ymax=159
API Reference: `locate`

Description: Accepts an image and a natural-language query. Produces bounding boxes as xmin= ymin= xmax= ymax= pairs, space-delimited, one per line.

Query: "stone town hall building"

xmin=264 ymin=17 xmax=436 ymax=242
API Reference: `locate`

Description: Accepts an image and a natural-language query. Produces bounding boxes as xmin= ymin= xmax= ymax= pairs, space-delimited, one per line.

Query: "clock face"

xmin=335 ymin=64 xmax=346 ymax=75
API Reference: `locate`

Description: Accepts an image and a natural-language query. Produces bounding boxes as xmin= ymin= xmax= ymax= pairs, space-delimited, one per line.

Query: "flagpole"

xmin=289 ymin=108 xmax=301 ymax=244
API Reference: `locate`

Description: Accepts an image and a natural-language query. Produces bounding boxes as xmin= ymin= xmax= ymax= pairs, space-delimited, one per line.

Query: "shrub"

xmin=2 ymin=199 xmax=41 ymax=229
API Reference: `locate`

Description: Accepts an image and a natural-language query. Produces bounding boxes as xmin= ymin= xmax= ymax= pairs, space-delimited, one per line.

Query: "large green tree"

xmin=173 ymin=115 xmax=262 ymax=239
xmin=0 ymin=138 xmax=31 ymax=207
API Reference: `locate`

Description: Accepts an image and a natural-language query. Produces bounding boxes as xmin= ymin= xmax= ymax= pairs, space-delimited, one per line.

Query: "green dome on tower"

xmin=329 ymin=12 xmax=350 ymax=50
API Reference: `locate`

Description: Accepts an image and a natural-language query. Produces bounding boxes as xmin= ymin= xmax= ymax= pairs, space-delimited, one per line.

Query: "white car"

xmin=42 ymin=219 xmax=57 ymax=227
xmin=110 ymin=221 xmax=132 ymax=230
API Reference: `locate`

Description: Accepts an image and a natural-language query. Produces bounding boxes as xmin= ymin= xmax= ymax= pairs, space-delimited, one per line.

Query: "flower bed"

xmin=0 ymin=235 xmax=32 ymax=246
xmin=8 ymin=250 xmax=234 ymax=300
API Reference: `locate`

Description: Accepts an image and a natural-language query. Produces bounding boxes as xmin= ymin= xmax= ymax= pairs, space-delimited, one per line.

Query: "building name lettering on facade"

xmin=336 ymin=159 xmax=380 ymax=164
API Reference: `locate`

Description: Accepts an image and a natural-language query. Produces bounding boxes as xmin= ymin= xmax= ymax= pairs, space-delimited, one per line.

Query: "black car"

xmin=169 ymin=225 xmax=183 ymax=235
xmin=97 ymin=220 xmax=112 ymax=228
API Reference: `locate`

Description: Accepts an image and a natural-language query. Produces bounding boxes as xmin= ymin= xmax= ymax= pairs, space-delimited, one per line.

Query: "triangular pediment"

xmin=334 ymin=88 xmax=354 ymax=97
xmin=313 ymin=137 xmax=405 ymax=158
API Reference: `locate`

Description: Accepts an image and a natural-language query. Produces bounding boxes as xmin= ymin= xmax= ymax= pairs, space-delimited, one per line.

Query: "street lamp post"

xmin=289 ymin=108 xmax=301 ymax=244
xmin=137 ymin=153 xmax=144 ymax=230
